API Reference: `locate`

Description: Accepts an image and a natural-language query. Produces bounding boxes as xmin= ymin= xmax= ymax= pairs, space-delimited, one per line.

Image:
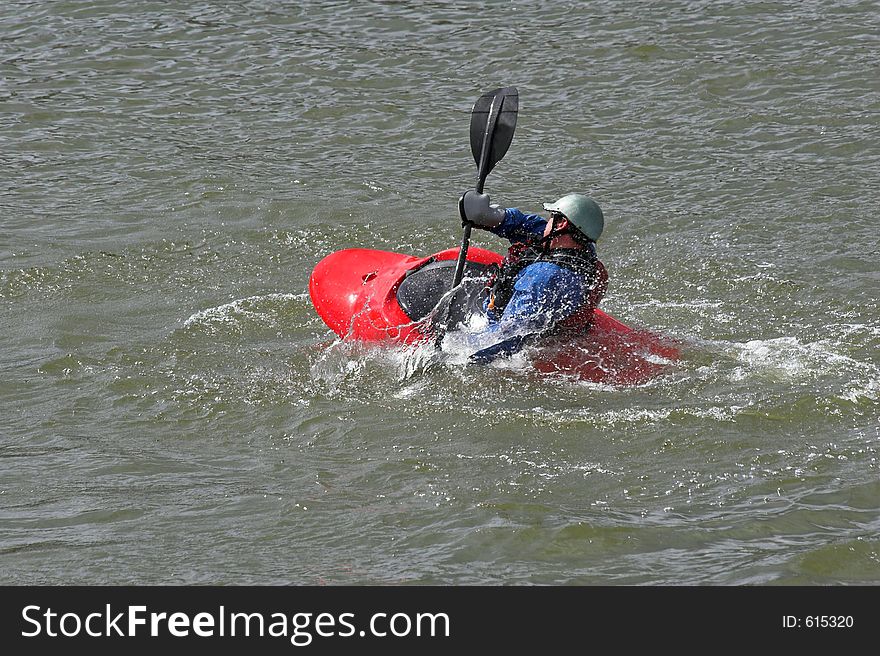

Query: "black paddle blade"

xmin=469 ymin=86 xmax=518 ymax=177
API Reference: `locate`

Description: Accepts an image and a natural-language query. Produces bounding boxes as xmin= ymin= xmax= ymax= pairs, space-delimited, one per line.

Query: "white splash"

xmin=183 ymin=293 xmax=304 ymax=331
xmin=731 ymin=336 xmax=865 ymax=381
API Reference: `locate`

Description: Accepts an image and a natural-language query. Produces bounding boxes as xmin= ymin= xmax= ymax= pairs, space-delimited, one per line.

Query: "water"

xmin=1 ymin=0 xmax=878 ymax=585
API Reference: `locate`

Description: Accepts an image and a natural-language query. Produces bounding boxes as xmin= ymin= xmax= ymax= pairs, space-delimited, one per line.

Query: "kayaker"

xmin=458 ymin=191 xmax=608 ymax=363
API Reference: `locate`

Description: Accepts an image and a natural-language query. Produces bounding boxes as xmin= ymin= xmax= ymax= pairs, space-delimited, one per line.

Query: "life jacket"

xmin=558 ymin=258 xmax=607 ymax=333
xmin=486 ymin=242 xmax=608 ymax=334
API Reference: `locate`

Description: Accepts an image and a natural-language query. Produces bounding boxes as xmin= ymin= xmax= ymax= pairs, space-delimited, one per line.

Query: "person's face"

xmin=544 ymin=212 xmax=568 ymax=238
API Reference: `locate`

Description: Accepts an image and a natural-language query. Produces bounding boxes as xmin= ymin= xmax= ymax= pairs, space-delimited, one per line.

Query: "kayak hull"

xmin=309 ymin=247 xmax=679 ymax=383
xmin=309 ymin=246 xmax=501 ymax=344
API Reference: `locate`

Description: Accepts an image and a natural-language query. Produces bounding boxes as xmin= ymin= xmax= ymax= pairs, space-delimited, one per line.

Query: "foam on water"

xmin=182 ymin=292 xmax=306 ymax=334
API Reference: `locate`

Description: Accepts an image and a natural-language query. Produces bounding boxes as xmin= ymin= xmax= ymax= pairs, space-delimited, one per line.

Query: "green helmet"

xmin=542 ymin=193 xmax=604 ymax=241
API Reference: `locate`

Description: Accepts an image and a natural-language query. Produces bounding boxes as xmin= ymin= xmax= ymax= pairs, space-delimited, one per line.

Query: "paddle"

xmin=435 ymin=86 xmax=518 ymax=344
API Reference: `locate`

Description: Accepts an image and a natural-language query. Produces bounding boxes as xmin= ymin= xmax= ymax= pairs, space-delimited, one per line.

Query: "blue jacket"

xmin=468 ymin=208 xmax=596 ymax=363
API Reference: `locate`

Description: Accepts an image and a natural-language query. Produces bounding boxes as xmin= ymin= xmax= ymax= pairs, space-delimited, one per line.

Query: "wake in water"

xmin=307 ymin=332 xmax=532 ymax=395
xmin=182 ymin=292 xmax=307 ymax=335
xmin=686 ymin=332 xmax=878 ymax=396
xmin=176 ymin=290 xmax=877 ymax=421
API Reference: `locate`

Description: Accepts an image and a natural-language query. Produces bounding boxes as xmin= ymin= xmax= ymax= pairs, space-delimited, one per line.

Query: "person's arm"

xmin=460 ymin=191 xmax=547 ymax=243
xmin=491 ymin=208 xmax=547 ymax=243
xmin=469 ymin=263 xmax=585 ymax=364
xmin=469 ymin=333 xmax=534 ymax=364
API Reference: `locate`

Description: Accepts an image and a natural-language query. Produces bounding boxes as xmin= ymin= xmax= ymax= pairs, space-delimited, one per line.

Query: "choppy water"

xmin=1 ymin=1 xmax=878 ymax=585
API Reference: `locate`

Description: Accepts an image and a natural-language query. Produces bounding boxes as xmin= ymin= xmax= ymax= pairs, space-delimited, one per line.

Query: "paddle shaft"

xmin=450 ymin=93 xmax=503 ymax=290
xmin=433 ymin=86 xmax=516 ymax=347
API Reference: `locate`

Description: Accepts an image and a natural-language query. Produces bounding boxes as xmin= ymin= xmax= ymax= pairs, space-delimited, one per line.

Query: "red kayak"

xmin=309 ymin=247 xmax=680 ymax=385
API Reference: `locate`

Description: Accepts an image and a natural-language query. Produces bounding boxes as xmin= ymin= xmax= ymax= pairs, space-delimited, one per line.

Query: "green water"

xmin=1 ymin=1 xmax=878 ymax=584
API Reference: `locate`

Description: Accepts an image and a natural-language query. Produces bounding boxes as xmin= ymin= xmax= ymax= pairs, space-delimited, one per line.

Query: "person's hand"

xmin=460 ymin=191 xmax=504 ymax=228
